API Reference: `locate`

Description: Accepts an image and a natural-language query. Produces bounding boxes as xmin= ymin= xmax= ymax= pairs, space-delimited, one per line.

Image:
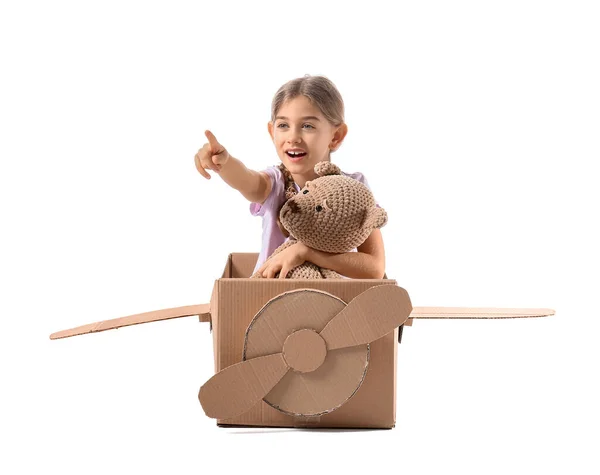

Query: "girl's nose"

xmin=287 ymin=128 xmax=302 ymax=144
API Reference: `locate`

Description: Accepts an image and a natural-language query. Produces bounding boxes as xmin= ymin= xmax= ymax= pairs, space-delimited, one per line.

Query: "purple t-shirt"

xmin=249 ymin=165 xmax=372 ymax=274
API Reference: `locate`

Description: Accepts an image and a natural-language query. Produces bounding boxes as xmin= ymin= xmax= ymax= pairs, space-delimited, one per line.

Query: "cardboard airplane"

xmin=51 ymin=252 xmax=554 ymax=429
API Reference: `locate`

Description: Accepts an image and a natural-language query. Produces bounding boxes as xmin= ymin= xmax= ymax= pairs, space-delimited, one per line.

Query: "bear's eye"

xmin=315 ymin=205 xmax=323 ymax=212
xmin=303 ymin=190 xmax=309 ymax=194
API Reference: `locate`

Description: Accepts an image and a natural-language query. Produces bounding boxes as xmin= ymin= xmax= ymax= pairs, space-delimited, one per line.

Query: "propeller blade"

xmin=199 ymin=353 xmax=289 ymax=420
xmin=49 ymin=304 xmax=210 ymax=340
xmin=320 ymin=285 xmax=412 ymax=351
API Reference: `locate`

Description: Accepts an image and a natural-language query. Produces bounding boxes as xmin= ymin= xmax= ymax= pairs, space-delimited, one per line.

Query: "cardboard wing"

xmin=50 ymin=304 xmax=211 ymax=340
xmin=49 ymin=298 xmax=554 ymax=341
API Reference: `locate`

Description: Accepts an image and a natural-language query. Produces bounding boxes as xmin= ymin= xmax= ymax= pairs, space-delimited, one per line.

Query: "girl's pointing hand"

xmin=195 ymin=130 xmax=230 ymax=179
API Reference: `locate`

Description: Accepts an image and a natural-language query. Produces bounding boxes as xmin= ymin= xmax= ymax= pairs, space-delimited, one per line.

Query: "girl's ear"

xmin=268 ymin=122 xmax=275 ymax=141
xmin=329 ymin=123 xmax=348 ymax=151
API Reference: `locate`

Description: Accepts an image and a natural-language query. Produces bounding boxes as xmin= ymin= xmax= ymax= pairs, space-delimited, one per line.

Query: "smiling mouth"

xmin=286 ymin=151 xmax=307 ymax=162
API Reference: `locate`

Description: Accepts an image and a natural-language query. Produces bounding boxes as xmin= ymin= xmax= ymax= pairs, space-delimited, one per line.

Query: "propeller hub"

xmin=282 ymin=329 xmax=327 ymax=373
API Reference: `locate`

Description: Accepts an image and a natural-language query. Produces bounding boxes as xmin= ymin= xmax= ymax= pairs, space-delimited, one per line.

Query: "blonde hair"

xmin=272 ymin=75 xmax=346 ymax=203
xmin=271 ymin=75 xmax=345 ymax=126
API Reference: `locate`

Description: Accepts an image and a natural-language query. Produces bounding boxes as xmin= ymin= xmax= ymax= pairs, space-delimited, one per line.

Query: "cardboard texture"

xmin=199 ymin=285 xmax=411 ymax=421
xmin=205 ymin=255 xmax=405 ymax=428
xmin=51 ymin=252 xmax=555 ymax=430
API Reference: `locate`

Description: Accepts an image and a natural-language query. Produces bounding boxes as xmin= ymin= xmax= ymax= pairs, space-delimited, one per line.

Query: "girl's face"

xmin=268 ymin=96 xmax=347 ymax=182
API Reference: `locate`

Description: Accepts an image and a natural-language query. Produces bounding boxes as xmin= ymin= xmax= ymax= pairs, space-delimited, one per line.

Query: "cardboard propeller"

xmin=199 ymin=285 xmax=412 ymax=420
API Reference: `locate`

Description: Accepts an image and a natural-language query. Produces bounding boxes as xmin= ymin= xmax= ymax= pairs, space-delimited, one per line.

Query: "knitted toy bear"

xmin=252 ymin=161 xmax=388 ymax=279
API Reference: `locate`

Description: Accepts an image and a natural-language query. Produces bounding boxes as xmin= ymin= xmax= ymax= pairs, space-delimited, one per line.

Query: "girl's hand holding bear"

xmin=257 ymin=242 xmax=310 ymax=279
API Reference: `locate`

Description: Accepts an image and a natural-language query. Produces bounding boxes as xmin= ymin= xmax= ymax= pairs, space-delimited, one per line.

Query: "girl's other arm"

xmin=257 ymin=229 xmax=386 ymax=279
xmin=304 ymin=229 xmax=386 ymax=279
xmin=195 ymin=130 xmax=271 ymax=204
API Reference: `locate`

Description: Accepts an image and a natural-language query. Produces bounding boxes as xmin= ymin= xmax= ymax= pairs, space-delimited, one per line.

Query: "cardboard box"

xmin=51 ymin=252 xmax=554 ymax=430
xmin=207 ymin=253 xmax=402 ymax=428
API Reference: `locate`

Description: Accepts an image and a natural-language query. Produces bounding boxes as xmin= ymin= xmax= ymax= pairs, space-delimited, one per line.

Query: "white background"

xmin=1 ymin=1 xmax=598 ymax=474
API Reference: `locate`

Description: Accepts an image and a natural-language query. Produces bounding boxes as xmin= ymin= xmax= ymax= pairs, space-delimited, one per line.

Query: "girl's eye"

xmin=303 ymin=124 xmax=315 ymax=129
xmin=303 ymin=190 xmax=309 ymax=194
xmin=277 ymin=123 xmax=288 ymax=128
xmin=315 ymin=205 xmax=323 ymax=212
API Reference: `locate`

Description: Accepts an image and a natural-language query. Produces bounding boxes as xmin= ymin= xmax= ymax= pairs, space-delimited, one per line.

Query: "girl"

xmin=194 ymin=75 xmax=385 ymax=279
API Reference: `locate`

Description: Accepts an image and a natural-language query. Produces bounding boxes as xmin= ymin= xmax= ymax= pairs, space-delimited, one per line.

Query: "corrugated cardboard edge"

xmin=410 ymin=307 xmax=555 ymax=319
xmin=216 ymin=421 xmax=394 ymax=430
xmin=50 ymin=304 xmax=211 ymax=340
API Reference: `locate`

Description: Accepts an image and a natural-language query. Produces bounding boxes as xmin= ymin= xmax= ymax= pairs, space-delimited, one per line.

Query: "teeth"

xmin=288 ymin=151 xmax=305 ymax=156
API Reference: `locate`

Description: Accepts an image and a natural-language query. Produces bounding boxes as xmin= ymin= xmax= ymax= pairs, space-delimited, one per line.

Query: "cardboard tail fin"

xmin=49 ymin=304 xmax=211 ymax=340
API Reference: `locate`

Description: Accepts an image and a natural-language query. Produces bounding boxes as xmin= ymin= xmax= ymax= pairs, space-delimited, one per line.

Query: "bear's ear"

xmin=314 ymin=162 xmax=341 ymax=177
xmin=364 ymin=207 xmax=388 ymax=230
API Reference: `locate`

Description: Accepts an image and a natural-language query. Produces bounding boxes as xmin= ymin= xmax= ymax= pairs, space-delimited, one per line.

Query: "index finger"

xmin=204 ymin=130 xmax=220 ymax=152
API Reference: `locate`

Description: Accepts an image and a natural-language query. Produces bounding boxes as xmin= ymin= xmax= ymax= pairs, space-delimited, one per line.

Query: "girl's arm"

xmin=195 ymin=130 xmax=272 ymax=204
xmin=218 ymin=155 xmax=272 ymax=204
xmin=304 ymin=229 xmax=386 ymax=279
xmin=257 ymin=229 xmax=386 ymax=279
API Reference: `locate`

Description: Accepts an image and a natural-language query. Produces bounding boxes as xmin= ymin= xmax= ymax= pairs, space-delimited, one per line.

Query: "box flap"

xmin=230 ymin=253 xmax=259 ymax=278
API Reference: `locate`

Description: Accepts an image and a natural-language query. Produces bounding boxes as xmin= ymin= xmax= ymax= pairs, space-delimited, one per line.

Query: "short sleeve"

xmin=249 ymin=166 xmax=285 ymax=217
